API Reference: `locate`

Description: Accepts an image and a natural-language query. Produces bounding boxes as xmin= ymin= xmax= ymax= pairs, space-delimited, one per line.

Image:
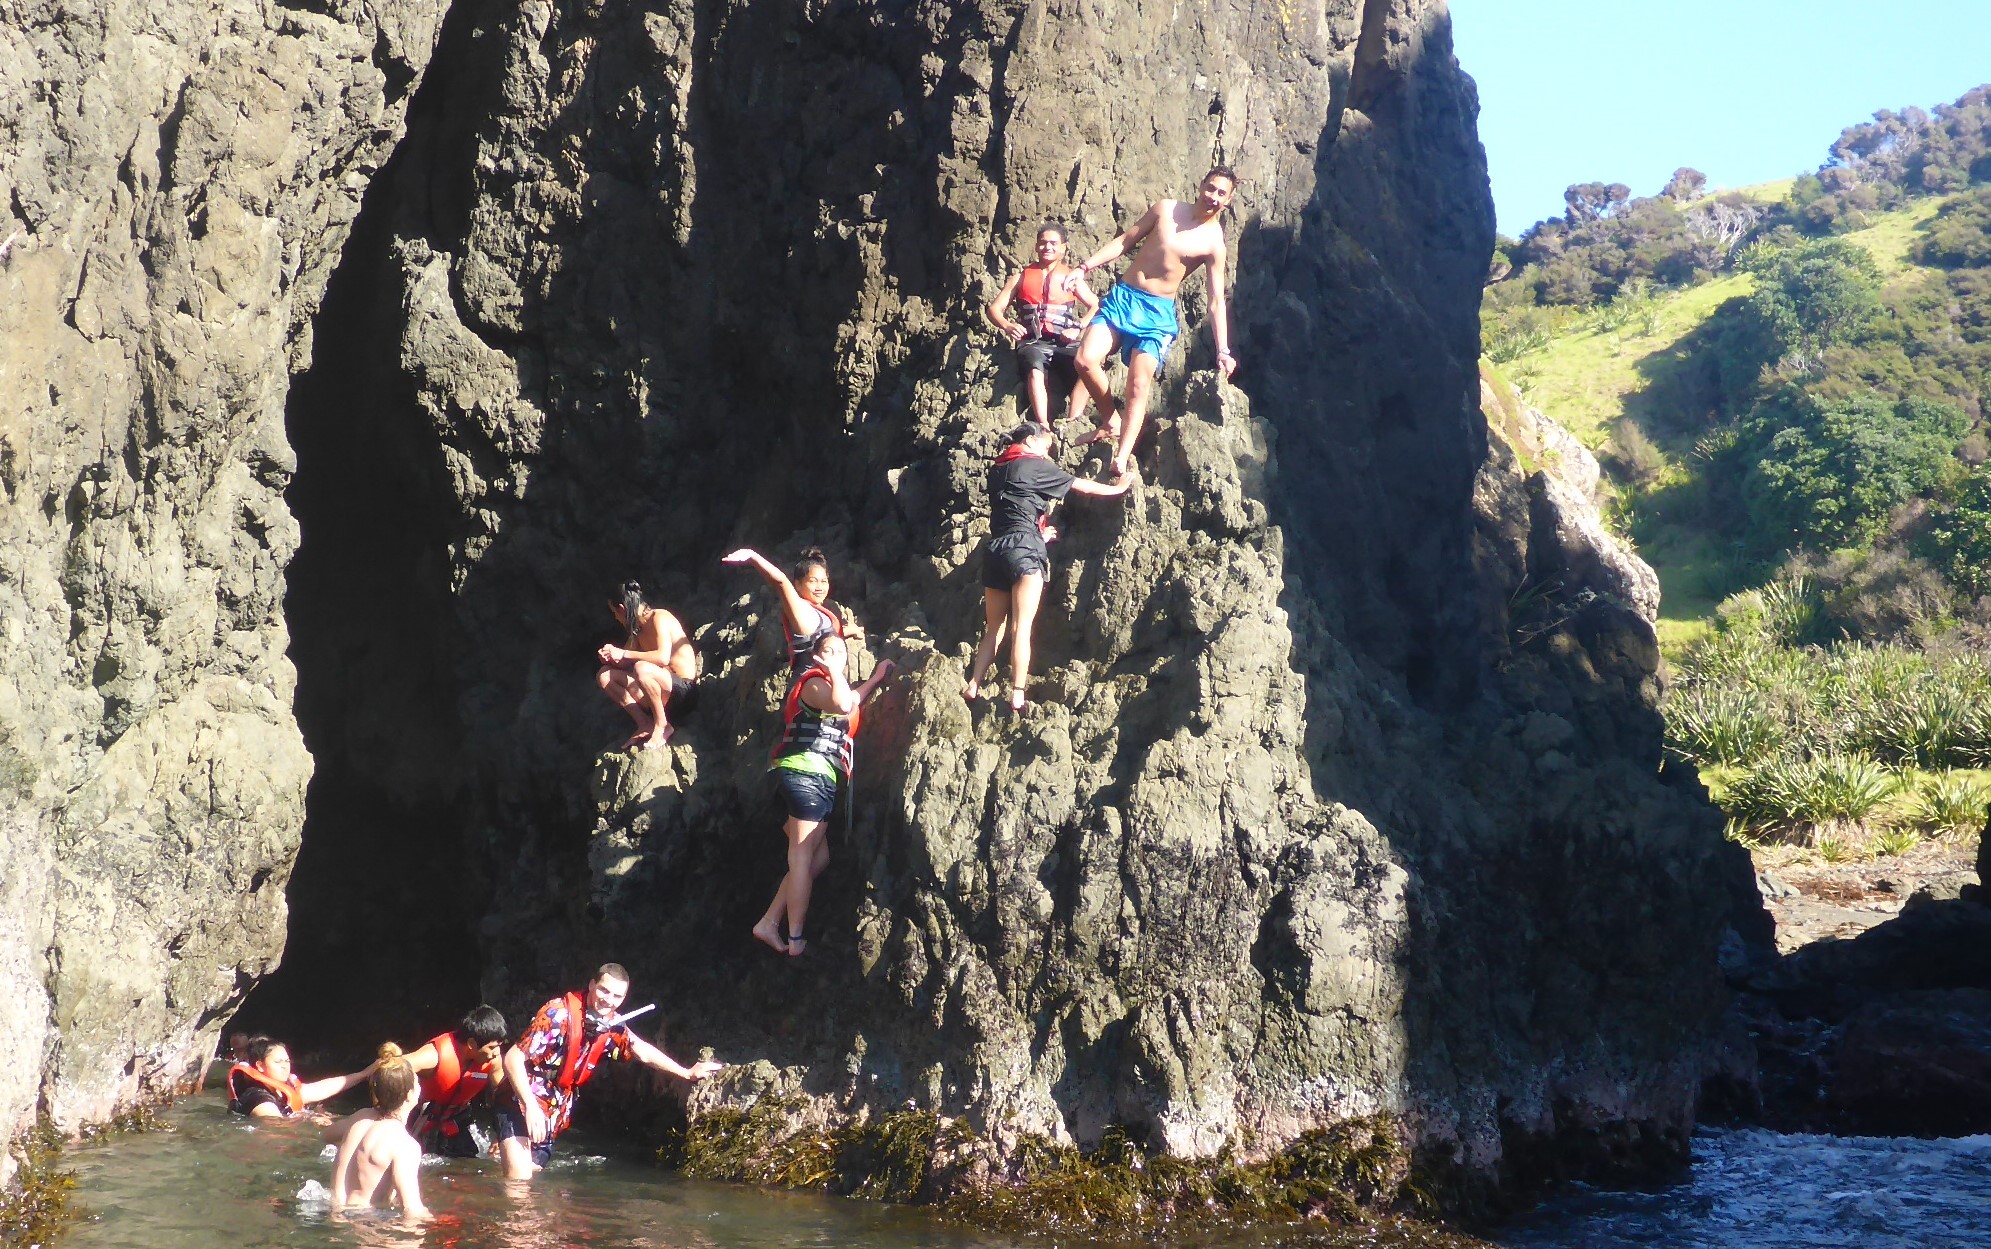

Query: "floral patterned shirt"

xmin=515 ymin=995 xmax=632 ymax=1137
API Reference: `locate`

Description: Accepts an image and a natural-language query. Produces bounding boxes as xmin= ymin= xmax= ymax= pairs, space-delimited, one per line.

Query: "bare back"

xmin=334 ymin=1117 xmax=424 ymax=1214
xmin=1124 ymin=200 xmax=1227 ymax=298
xmin=636 ymin=608 xmax=698 ymax=682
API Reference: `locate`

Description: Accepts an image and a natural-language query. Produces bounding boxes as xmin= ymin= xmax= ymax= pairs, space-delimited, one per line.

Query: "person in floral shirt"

xmin=496 ymin=963 xmax=721 ymax=1179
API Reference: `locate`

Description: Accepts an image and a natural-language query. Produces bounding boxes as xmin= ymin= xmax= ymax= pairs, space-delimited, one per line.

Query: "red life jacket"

xmin=773 ymin=662 xmax=858 ymax=774
xmin=554 ymin=993 xmax=622 ymax=1093
xmin=418 ymin=1031 xmax=495 ymax=1113
xmin=1017 ymin=264 xmax=1080 ymax=339
xmin=227 ymin=1063 xmax=304 ymax=1116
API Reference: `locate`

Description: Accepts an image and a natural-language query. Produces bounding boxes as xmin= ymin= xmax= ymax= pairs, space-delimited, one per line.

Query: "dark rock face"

xmin=247 ymin=0 xmax=1755 ymax=1198
xmin=1 ymin=0 xmax=1759 ymax=1206
xmin=0 ymin=0 xmax=448 ymax=1160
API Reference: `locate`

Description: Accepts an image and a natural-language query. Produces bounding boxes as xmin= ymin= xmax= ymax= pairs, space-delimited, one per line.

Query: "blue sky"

xmin=1449 ymin=1 xmax=1991 ymax=236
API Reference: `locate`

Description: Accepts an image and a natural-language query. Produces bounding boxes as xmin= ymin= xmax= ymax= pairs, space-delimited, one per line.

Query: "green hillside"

xmin=1482 ymin=85 xmax=1991 ymax=855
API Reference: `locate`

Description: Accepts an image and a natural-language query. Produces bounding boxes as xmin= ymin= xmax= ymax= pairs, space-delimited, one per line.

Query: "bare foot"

xmin=752 ymin=923 xmax=789 ymax=955
xmin=962 ymin=685 xmax=979 ymax=703
xmin=642 ymin=722 xmax=674 ymax=751
xmin=1008 ymin=689 xmax=1027 ymax=714
xmin=621 ymin=728 xmax=652 ymax=750
xmin=1110 ymin=453 xmax=1131 ymax=477
xmin=787 ymin=936 xmax=807 ymax=958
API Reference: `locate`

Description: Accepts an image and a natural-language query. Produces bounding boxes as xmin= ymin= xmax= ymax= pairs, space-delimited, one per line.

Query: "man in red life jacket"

xmin=496 ymin=964 xmax=722 ymax=1179
xmin=226 ymin=1036 xmax=375 ymax=1119
xmin=401 ymin=1005 xmax=509 ymax=1157
xmin=986 ymin=222 xmax=1101 ymax=430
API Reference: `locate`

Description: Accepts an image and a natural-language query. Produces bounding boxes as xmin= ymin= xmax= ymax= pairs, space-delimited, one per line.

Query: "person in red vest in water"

xmin=226 ymin=1036 xmax=376 ymax=1119
xmin=398 ymin=1005 xmax=508 ymax=1156
xmin=963 ymin=424 xmax=1131 ymax=712
xmin=986 ymin=222 xmax=1101 ymax=430
xmin=496 ymin=965 xmax=722 ymax=1179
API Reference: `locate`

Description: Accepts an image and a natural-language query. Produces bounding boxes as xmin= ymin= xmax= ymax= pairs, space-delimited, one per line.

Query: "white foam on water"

xmin=295 ymin=1179 xmax=332 ymax=1207
xmin=1499 ymin=1128 xmax=1991 ymax=1249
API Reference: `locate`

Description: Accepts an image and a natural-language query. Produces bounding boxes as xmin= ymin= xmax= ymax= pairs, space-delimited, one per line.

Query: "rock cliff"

xmin=0 ymin=0 xmax=447 ymax=1169
xmin=2 ymin=0 xmax=1762 ymax=1207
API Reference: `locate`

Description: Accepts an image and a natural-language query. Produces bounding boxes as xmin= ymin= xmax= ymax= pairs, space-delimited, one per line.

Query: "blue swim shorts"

xmin=1095 ymin=282 xmax=1179 ymax=370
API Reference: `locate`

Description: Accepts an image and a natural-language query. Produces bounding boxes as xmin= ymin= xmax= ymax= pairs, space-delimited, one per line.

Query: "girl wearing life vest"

xmin=963 ymin=424 xmax=1132 ymax=712
xmin=330 ymin=1043 xmax=429 ymax=1219
xmin=986 ymin=223 xmax=1101 ymax=430
xmin=752 ymin=633 xmax=895 ymax=957
xmin=400 ymin=1005 xmax=508 ymax=1157
xmin=722 ymin=546 xmax=848 ymax=676
xmin=226 ymin=1036 xmax=376 ymax=1119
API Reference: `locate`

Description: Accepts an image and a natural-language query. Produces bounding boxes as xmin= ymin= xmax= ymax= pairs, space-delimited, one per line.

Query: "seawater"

xmin=55 ymin=1098 xmax=1991 ymax=1249
xmin=1497 ymin=1127 xmax=1991 ymax=1249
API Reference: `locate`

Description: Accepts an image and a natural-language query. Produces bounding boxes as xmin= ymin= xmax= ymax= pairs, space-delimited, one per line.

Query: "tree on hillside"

xmin=1741 ymin=236 xmax=1885 ymax=359
xmin=1745 ymin=392 xmax=1968 ymax=548
xmin=1663 ymin=167 xmax=1708 ymax=202
xmin=1564 ymin=181 xmax=1631 ymax=223
xmin=1686 ymin=196 xmax=1763 ymax=263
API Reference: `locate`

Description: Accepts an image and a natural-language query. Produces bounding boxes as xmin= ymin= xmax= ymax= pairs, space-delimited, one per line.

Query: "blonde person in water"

xmin=330 ymin=1043 xmax=429 ymax=1221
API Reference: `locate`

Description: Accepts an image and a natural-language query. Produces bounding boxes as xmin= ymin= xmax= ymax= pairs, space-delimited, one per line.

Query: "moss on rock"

xmin=1 ymin=1121 xmax=77 ymax=1249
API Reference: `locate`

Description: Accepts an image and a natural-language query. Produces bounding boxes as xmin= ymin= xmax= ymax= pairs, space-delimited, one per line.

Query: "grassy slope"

xmin=1489 ymin=189 xmax=1956 ymax=652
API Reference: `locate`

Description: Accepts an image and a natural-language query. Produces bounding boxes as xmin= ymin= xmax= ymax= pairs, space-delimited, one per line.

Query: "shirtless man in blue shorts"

xmin=1064 ymin=167 xmax=1239 ymax=476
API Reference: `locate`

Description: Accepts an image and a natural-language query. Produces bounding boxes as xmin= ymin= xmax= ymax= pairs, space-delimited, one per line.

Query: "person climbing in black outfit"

xmin=963 ymin=424 xmax=1131 ymax=712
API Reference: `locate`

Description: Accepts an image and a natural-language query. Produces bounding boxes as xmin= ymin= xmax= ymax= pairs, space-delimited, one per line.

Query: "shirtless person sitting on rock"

xmin=1064 ymin=166 xmax=1239 ymax=476
xmin=597 ymin=581 xmax=699 ymax=751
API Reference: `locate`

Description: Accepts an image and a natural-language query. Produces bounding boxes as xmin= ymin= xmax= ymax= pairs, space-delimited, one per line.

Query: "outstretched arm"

xmin=298 ymin=1061 xmax=377 ymax=1107
xmin=1065 ymin=204 xmax=1161 ymax=289
xmin=721 ymin=548 xmax=817 ymax=640
xmin=1068 ymin=475 xmax=1133 ymax=498
xmin=1206 ymin=242 xmax=1235 ymax=378
xmin=853 ymin=658 xmax=896 ymax=703
xmin=627 ymin=1033 xmax=723 ymax=1082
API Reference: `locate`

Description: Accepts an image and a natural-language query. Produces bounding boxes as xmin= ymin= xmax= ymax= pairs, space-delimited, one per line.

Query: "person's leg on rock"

xmin=1072 ymin=322 xmax=1119 ymax=446
xmin=1112 ymin=350 xmax=1161 ymax=476
xmin=964 ymin=586 xmax=1011 ymax=701
xmin=1007 ymin=571 xmax=1046 ymax=712
xmin=597 ymin=667 xmax=654 ymax=748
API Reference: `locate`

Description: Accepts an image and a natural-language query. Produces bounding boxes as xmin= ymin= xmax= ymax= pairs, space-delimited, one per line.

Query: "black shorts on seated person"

xmin=1015 ymin=336 xmax=1079 ymax=381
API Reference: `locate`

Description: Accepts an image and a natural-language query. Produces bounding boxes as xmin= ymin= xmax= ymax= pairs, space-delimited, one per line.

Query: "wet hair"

xmin=245 ymin=1036 xmax=283 ymax=1065
xmin=1035 ymin=221 xmax=1067 ymax=244
xmin=458 ymin=1005 xmax=508 ymax=1048
xmin=595 ymin=962 xmax=631 ymax=988
xmin=371 ymin=1042 xmax=418 ymax=1112
xmin=619 ymin=581 xmax=647 ymax=646
xmin=1003 ymin=422 xmax=1048 ymax=447
xmin=1204 ymin=164 xmax=1238 ymax=188
xmin=790 ymin=547 xmax=829 ymax=582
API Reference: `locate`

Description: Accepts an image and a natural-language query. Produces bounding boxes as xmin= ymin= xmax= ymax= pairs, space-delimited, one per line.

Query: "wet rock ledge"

xmin=1 ymin=0 xmax=1759 ymax=1215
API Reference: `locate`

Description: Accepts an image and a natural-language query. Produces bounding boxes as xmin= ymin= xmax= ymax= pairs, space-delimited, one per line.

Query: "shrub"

xmin=1854 ymin=661 xmax=1991 ymax=768
xmin=1607 ymin=418 xmax=1666 ymax=489
xmin=1742 ymin=392 xmax=1969 ymax=550
xmin=1914 ymin=771 xmax=1991 ymax=834
xmin=1923 ymin=465 xmax=1991 ymax=599
xmin=1869 ymin=826 xmax=1921 ymax=857
xmin=1722 ymin=753 xmax=1897 ymax=834
xmin=1666 ymin=684 xmax=1787 ymax=766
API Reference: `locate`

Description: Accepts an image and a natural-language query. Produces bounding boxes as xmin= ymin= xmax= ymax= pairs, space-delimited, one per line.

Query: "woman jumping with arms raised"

xmin=964 ymin=424 xmax=1131 ymax=712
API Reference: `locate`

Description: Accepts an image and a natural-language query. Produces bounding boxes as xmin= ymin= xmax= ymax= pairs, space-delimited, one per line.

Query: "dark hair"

xmin=1204 ymin=165 xmax=1238 ymax=188
xmin=1003 ymin=422 xmax=1047 ymax=447
xmin=1035 ymin=221 xmax=1067 ymax=243
xmin=595 ymin=962 xmax=631 ymax=987
xmin=618 ymin=581 xmax=646 ymax=646
xmin=245 ymin=1036 xmax=282 ymax=1064
xmin=458 ymin=1005 xmax=508 ymax=1048
xmin=790 ymin=547 xmax=829 ymax=581
xmin=371 ymin=1042 xmax=418 ymax=1112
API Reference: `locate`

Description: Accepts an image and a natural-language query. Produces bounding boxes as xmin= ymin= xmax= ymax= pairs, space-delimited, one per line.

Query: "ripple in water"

xmin=1498 ymin=1127 xmax=1991 ymax=1249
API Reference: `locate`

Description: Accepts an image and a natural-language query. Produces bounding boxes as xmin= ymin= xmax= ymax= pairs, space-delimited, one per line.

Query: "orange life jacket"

xmin=773 ymin=662 xmax=859 ymax=774
xmin=226 ymin=1062 xmax=304 ymax=1116
xmin=554 ymin=993 xmax=621 ymax=1093
xmin=418 ymin=1031 xmax=496 ymax=1113
xmin=1017 ymin=263 xmax=1081 ymax=339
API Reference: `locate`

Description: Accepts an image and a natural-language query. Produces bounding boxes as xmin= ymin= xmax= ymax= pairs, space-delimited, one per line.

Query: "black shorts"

xmin=496 ymin=1099 xmax=554 ymax=1168
xmin=775 ymin=767 xmax=839 ymax=822
xmin=982 ymin=538 xmax=1050 ymax=590
xmin=667 ymin=672 xmax=701 ymax=719
xmin=1015 ymin=337 xmax=1079 ymax=383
